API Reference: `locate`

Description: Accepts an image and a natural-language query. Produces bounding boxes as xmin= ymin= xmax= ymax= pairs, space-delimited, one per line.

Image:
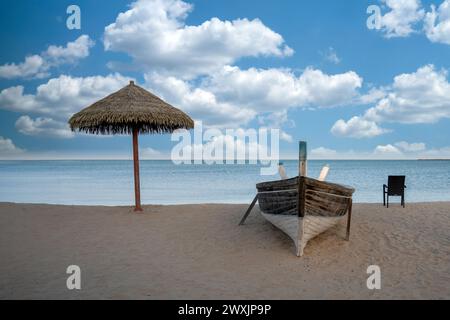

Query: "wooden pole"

xmin=299 ymin=141 xmax=307 ymax=177
xmin=298 ymin=141 xmax=307 ymax=218
xmin=239 ymin=195 xmax=258 ymax=225
xmin=346 ymin=199 xmax=353 ymax=240
xmin=132 ymin=128 xmax=142 ymax=212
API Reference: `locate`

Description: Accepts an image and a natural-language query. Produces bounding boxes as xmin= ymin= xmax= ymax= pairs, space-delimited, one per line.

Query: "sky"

xmin=0 ymin=0 xmax=449 ymax=160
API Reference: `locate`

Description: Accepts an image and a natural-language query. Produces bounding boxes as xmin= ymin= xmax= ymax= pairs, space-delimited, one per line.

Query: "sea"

xmin=0 ymin=160 xmax=449 ymax=205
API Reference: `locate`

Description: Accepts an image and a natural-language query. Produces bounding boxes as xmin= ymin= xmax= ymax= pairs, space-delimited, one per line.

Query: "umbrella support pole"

xmin=132 ymin=128 xmax=142 ymax=212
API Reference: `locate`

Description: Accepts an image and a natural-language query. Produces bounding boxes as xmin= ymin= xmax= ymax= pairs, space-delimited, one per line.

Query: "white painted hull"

xmin=261 ymin=212 xmax=344 ymax=256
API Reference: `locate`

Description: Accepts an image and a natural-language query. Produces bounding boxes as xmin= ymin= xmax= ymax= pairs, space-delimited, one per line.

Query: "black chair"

xmin=383 ymin=176 xmax=406 ymax=208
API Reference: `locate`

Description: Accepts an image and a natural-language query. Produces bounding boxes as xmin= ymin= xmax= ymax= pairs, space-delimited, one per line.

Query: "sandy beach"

xmin=0 ymin=202 xmax=449 ymax=299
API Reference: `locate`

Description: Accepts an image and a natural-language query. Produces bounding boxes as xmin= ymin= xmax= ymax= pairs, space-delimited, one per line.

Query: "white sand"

xmin=0 ymin=202 xmax=449 ymax=299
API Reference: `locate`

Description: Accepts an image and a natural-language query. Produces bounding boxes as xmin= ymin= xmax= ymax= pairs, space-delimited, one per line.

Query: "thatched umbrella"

xmin=68 ymin=81 xmax=194 ymax=211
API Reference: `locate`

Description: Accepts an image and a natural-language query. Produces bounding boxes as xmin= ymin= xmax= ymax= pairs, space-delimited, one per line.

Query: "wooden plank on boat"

xmin=261 ymin=212 xmax=299 ymax=243
xmin=299 ymin=141 xmax=307 ymax=177
xmin=346 ymin=199 xmax=353 ymax=240
xmin=298 ymin=141 xmax=307 ymax=218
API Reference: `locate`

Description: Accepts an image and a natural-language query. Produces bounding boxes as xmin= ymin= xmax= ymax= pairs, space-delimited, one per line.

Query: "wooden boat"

xmin=256 ymin=176 xmax=355 ymax=256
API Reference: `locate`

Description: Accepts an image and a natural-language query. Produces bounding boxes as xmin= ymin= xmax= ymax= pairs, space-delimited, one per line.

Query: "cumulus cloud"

xmin=0 ymin=35 xmax=94 ymax=79
xmin=332 ymin=65 xmax=450 ymax=138
xmin=378 ymin=0 xmax=425 ymax=38
xmin=204 ymin=66 xmax=362 ymax=111
xmin=394 ymin=141 xmax=426 ymax=152
xmin=0 ymin=73 xmax=130 ymax=118
xmin=371 ymin=0 xmax=450 ymax=45
xmin=145 ymin=65 xmax=363 ymax=128
xmin=45 ymin=35 xmax=94 ymax=64
xmin=310 ymin=141 xmax=446 ymax=159
xmin=15 ymin=116 xmax=75 ymax=139
xmin=104 ymin=0 xmax=292 ymax=78
xmin=357 ymin=87 xmax=388 ymax=105
xmin=256 ymin=111 xmax=294 ymax=143
xmin=0 ymin=136 xmax=24 ymax=155
xmin=0 ymin=55 xmax=47 ymax=79
xmin=374 ymin=144 xmax=402 ymax=155
xmin=331 ymin=116 xmax=389 ymax=138
xmin=424 ymin=0 xmax=450 ymax=44
xmin=364 ymin=65 xmax=450 ymax=124
xmin=277 ymin=132 xmax=292 ymax=143
xmin=101 ymin=0 xmax=364 ymax=135
xmin=144 ymin=72 xmax=256 ymax=127
xmin=419 ymin=146 xmax=450 ymax=158
xmin=0 ymin=73 xmax=130 ymax=139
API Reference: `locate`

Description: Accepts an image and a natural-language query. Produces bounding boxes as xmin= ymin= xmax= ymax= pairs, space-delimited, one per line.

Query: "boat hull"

xmin=257 ymin=176 xmax=354 ymax=256
xmin=261 ymin=212 xmax=344 ymax=256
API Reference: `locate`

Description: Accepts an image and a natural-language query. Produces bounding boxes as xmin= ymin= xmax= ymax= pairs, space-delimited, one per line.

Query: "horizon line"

xmin=1 ymin=158 xmax=449 ymax=161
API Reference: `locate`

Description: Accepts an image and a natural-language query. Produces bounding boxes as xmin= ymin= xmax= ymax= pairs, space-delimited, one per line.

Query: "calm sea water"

xmin=0 ymin=160 xmax=449 ymax=205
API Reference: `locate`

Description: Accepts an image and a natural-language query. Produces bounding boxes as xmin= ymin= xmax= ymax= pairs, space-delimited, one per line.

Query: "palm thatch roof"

xmin=68 ymin=81 xmax=194 ymax=135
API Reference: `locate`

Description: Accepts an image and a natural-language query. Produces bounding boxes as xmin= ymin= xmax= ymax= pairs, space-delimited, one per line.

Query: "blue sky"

xmin=0 ymin=0 xmax=449 ymax=159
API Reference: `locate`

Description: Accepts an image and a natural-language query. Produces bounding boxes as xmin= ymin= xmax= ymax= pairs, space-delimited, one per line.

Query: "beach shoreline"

xmin=1 ymin=202 xmax=449 ymax=299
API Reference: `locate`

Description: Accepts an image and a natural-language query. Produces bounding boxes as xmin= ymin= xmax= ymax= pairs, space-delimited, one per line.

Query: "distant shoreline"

xmin=1 ymin=158 xmax=450 ymax=161
xmin=2 ymin=200 xmax=450 ymax=207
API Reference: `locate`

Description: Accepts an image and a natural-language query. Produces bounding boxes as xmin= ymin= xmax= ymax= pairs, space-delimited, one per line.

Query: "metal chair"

xmin=383 ymin=176 xmax=406 ymax=208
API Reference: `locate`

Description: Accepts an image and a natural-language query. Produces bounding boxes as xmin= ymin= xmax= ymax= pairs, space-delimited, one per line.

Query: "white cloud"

xmin=331 ymin=116 xmax=389 ymax=138
xmin=258 ymin=110 xmax=293 ymax=128
xmin=333 ymin=65 xmax=450 ymax=138
xmin=357 ymin=87 xmax=387 ymax=105
xmin=15 ymin=116 xmax=74 ymax=139
xmin=0 ymin=55 xmax=48 ymax=79
xmin=0 ymin=73 xmax=130 ymax=118
xmin=45 ymin=35 xmax=94 ymax=64
xmin=279 ymin=131 xmax=294 ymax=143
xmin=372 ymin=0 xmax=450 ymax=45
xmin=0 ymin=35 xmax=94 ymax=80
xmin=0 ymin=136 xmax=24 ymax=155
xmin=145 ymin=66 xmax=363 ymax=128
xmin=309 ymin=142 xmax=448 ymax=159
xmin=419 ymin=146 xmax=450 ymax=158
xmin=364 ymin=65 xmax=450 ymax=124
xmin=145 ymin=72 xmax=256 ymax=127
xmin=394 ymin=141 xmax=426 ymax=152
xmin=101 ymin=0 xmax=363 ymax=134
xmin=0 ymin=74 xmax=131 ymax=139
xmin=256 ymin=111 xmax=294 ymax=143
xmin=204 ymin=66 xmax=363 ymax=111
xmin=424 ymin=0 xmax=450 ymax=44
xmin=321 ymin=47 xmax=341 ymax=64
xmin=374 ymin=144 xmax=402 ymax=155
xmin=104 ymin=0 xmax=292 ymax=78
xmin=378 ymin=0 xmax=425 ymax=38
xmin=309 ymin=145 xmax=403 ymax=159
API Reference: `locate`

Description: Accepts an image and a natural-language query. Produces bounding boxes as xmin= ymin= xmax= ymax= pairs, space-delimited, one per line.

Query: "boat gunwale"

xmin=256 ymin=176 xmax=355 ymax=195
